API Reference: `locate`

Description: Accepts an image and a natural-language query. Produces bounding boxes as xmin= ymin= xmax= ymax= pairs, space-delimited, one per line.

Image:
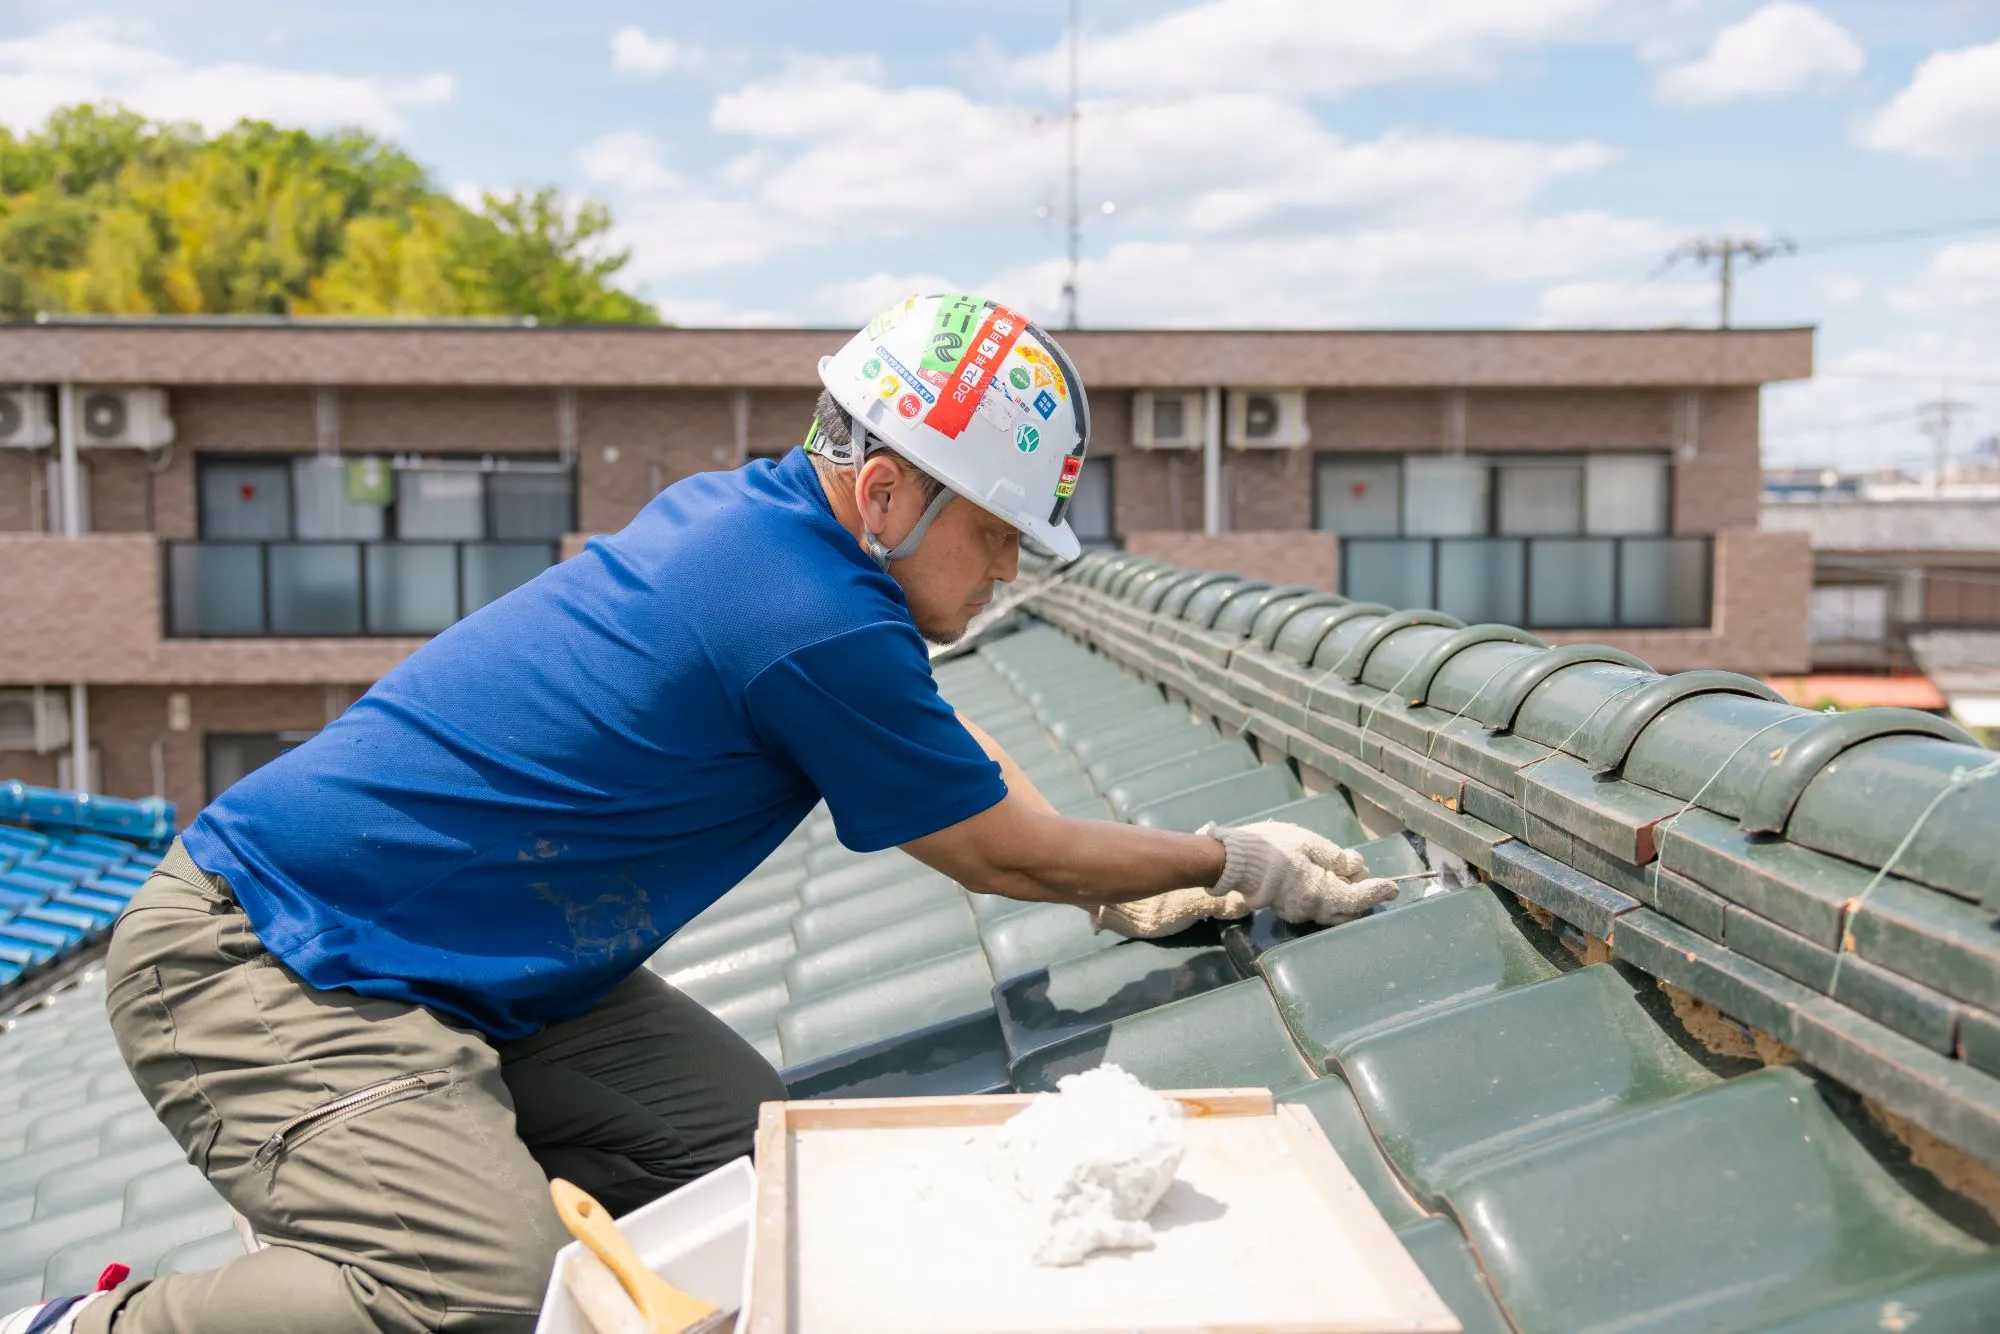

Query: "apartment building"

xmin=0 ymin=318 xmax=1813 ymax=818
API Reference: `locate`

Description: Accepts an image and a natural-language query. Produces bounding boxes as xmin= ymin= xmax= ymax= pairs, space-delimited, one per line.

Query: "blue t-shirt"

xmin=181 ymin=449 xmax=1006 ymax=1039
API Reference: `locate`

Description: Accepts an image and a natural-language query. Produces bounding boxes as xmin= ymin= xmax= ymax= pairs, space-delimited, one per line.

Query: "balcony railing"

xmin=1340 ymin=535 xmax=1712 ymax=630
xmin=165 ymin=540 xmax=559 ymax=637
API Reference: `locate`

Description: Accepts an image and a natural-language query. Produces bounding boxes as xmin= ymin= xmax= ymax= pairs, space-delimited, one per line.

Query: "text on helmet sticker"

xmin=871 ymin=344 xmax=935 ymax=404
xmin=924 ymin=302 xmax=1029 ymax=439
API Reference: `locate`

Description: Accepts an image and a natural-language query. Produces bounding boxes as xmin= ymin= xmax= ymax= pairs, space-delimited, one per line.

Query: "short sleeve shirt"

xmin=181 ymin=449 xmax=1006 ymax=1039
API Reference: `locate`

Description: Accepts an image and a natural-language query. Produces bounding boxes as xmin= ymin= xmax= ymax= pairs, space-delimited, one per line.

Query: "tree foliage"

xmin=0 ymin=106 xmax=657 ymax=323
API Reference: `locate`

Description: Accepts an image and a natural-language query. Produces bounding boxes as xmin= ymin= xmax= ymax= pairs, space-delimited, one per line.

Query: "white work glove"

xmin=1198 ymin=821 xmax=1400 ymax=925
xmin=1091 ymin=886 xmax=1254 ymax=940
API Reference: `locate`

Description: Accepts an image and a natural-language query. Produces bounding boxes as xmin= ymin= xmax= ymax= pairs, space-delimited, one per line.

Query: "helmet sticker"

xmin=977 ymin=389 xmax=1023 ymax=432
xmin=1015 ymin=345 xmax=1068 ymax=399
xmin=924 ymin=302 xmax=1029 ymax=439
xmin=896 ymin=393 xmax=921 ymax=419
xmin=1034 ymin=390 xmax=1058 ymax=419
xmin=1016 ymin=424 xmax=1040 ymax=453
xmin=918 ymin=293 xmax=986 ymax=387
xmin=865 ymin=296 xmax=919 ymax=340
xmin=877 ymin=374 xmax=901 ymax=398
xmin=1054 ymin=453 xmax=1082 ymax=496
xmin=872 ymin=345 xmax=935 ymax=404
xmin=1008 ymin=365 xmax=1032 ymax=391
xmin=860 ymin=356 xmax=881 ymax=379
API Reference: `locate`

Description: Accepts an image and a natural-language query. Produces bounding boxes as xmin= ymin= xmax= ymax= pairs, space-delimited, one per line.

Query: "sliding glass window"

xmin=170 ymin=455 xmax=574 ymax=637
xmin=1313 ymin=451 xmax=1702 ymax=630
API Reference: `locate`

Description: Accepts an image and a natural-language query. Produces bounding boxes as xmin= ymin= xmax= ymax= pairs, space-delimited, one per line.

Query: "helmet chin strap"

xmin=852 ymin=412 xmax=956 ymax=572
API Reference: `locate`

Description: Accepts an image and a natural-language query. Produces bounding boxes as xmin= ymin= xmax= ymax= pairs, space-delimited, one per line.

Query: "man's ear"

xmin=853 ymin=453 xmax=903 ymax=534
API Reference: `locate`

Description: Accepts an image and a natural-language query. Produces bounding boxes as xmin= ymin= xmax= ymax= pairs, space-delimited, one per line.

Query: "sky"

xmin=1 ymin=1 xmax=1998 ymax=472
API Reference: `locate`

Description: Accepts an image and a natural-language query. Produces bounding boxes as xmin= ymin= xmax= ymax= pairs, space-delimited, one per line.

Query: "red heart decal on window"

xmin=1349 ymin=482 xmax=1367 ymax=499
xmin=239 ymin=484 xmax=256 ymax=501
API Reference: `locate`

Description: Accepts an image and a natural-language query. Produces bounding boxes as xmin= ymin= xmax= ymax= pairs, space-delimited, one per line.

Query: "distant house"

xmin=1761 ymin=497 xmax=2000 ymax=737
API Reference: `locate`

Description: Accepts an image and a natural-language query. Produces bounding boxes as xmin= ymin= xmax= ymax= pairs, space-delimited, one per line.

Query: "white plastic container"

xmin=534 ymin=1156 xmax=757 ymax=1334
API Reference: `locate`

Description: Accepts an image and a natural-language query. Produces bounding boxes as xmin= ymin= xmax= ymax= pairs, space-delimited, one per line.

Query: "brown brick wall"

xmin=0 ymin=534 xmax=425 ymax=684
xmin=1124 ymin=531 xmax=1338 ymax=590
xmin=571 ymin=387 xmax=815 ymax=535
xmin=1309 ymin=391 xmax=1443 ymax=450
xmin=1230 ymin=450 xmax=1314 ymax=529
xmin=89 ymin=451 xmax=153 ymax=532
xmin=0 ymin=451 xmax=42 ymax=531
xmin=1674 ymin=388 xmax=1759 ymax=532
xmin=84 ymin=683 xmax=357 ymax=815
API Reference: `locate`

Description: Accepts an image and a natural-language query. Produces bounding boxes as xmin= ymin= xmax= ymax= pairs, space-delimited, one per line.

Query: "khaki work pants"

xmin=87 ymin=840 xmax=785 ymax=1333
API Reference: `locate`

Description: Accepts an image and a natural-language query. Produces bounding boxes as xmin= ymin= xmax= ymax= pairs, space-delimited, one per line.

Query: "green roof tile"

xmin=994 ymin=933 xmax=1239 ymax=1070
xmin=1447 ymin=1067 xmax=1987 ymax=1334
xmin=1260 ymin=888 xmax=1562 ymax=1069
xmin=1010 ymin=977 xmax=1316 ymax=1095
xmin=1343 ymin=965 xmax=1720 ymax=1199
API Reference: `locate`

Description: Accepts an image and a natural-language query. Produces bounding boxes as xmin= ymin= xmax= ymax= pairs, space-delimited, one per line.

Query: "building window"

xmin=1314 ymin=451 xmax=1701 ymax=629
xmin=170 ymin=455 xmax=573 ymax=637
xmin=1812 ymin=585 xmax=1891 ymax=643
xmin=1314 ymin=459 xmax=1401 ymax=537
xmin=1923 ymin=572 xmax=2000 ymax=625
xmin=205 ymin=730 xmax=318 ymax=801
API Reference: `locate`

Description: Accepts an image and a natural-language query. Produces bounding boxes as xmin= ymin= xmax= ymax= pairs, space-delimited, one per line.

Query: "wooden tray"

xmin=745 ymin=1088 xmax=1461 ymax=1334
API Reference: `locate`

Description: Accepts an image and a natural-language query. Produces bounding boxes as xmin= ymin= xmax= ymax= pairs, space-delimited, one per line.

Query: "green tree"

xmin=0 ymin=104 xmax=658 ymax=324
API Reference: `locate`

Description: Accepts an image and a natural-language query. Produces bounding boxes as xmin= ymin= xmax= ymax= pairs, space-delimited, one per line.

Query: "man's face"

xmin=890 ymin=492 xmax=1020 ymax=645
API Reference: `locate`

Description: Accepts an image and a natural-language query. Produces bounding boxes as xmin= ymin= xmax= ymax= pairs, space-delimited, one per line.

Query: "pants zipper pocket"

xmin=254 ymin=1068 xmax=448 ymax=1169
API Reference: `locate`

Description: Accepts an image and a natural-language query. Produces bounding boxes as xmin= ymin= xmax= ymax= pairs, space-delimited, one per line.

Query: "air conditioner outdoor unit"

xmin=1130 ymin=390 xmax=1204 ymax=450
xmin=1228 ymin=388 xmax=1310 ymax=449
xmin=0 ymin=688 xmax=72 ymax=754
xmin=77 ymin=386 xmax=175 ymax=449
xmin=0 ymin=387 xmax=54 ymax=449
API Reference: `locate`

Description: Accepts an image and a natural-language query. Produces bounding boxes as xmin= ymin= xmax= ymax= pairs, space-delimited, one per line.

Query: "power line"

xmin=1764 ymin=405 xmax=1926 ymax=435
xmin=1792 ymin=216 xmax=2000 ymax=252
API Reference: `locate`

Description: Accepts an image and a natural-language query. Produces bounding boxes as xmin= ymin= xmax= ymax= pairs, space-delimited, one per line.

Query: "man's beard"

xmin=918 ymin=620 xmax=965 ymax=648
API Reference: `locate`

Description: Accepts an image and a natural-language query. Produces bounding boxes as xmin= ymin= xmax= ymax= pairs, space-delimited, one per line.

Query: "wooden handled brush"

xmin=551 ymin=1179 xmax=734 ymax=1334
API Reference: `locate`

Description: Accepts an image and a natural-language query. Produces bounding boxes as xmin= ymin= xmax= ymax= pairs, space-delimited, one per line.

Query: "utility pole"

xmin=1663 ymin=235 xmax=1797 ymax=327
xmin=1916 ymin=387 xmax=1976 ymax=496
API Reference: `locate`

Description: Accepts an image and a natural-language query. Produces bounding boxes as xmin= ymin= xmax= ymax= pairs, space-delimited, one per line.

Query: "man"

xmin=8 ymin=295 xmax=1394 ymax=1334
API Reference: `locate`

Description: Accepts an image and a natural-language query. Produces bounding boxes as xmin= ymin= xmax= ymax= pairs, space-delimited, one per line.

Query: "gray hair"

xmin=808 ymin=389 xmax=946 ymax=506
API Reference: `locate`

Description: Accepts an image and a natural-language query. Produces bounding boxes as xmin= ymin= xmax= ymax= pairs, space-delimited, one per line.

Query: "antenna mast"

xmin=1059 ymin=0 xmax=1081 ymax=330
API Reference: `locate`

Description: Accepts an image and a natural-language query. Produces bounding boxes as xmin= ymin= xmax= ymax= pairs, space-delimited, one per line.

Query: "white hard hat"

xmin=813 ymin=293 xmax=1091 ymax=564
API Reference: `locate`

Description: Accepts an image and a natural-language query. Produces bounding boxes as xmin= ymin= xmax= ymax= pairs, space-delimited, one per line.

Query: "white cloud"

xmin=1014 ymin=0 xmax=1606 ymax=98
xmin=0 ymin=19 xmax=453 ymax=134
xmin=1532 ymin=278 xmax=1717 ymax=327
xmin=1764 ymin=240 xmax=2000 ymax=470
xmin=1814 ymin=272 xmax=1866 ymax=305
xmin=591 ymin=58 xmax=1631 ymax=301
xmin=804 ymin=213 xmax=1679 ymax=329
xmin=1886 ymin=240 xmax=2000 ymax=322
xmin=1862 ymin=40 xmax=2000 ymax=159
xmin=1655 ymin=3 xmax=1862 ymax=106
xmin=611 ymin=27 xmax=682 ymax=77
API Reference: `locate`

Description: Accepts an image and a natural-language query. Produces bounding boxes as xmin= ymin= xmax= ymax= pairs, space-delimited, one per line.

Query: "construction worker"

xmin=6 ymin=294 xmax=1395 ymax=1334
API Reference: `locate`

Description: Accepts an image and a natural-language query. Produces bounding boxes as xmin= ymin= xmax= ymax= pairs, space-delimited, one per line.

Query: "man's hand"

xmin=1201 ymin=821 xmax=1399 ymax=924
